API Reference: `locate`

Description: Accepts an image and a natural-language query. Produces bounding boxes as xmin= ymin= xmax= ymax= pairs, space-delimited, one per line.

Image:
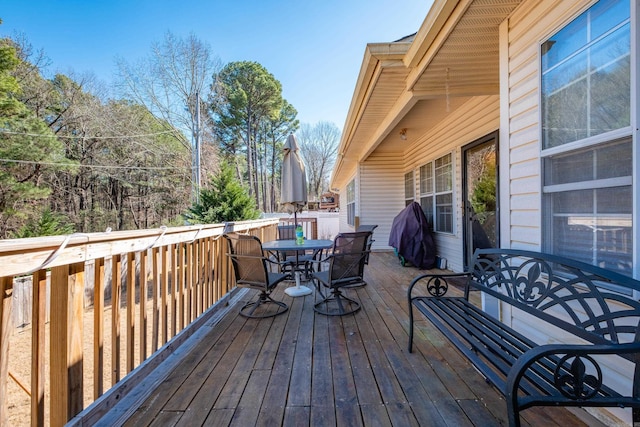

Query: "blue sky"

xmin=0 ymin=0 xmax=433 ymax=128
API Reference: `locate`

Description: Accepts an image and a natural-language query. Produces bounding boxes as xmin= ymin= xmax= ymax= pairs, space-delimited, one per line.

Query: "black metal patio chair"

xmin=224 ymin=232 xmax=289 ymax=318
xmin=341 ymin=224 xmax=378 ymax=288
xmin=311 ymin=231 xmax=370 ymax=316
xmin=275 ymin=224 xmax=317 ymax=279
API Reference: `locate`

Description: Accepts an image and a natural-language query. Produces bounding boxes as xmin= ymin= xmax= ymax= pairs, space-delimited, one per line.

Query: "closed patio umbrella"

xmin=280 ymin=134 xmax=311 ymax=297
xmin=281 ymin=133 xmax=307 ymax=219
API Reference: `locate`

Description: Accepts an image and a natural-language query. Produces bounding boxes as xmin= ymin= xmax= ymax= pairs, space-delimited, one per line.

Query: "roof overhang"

xmin=331 ymin=0 xmax=522 ymax=190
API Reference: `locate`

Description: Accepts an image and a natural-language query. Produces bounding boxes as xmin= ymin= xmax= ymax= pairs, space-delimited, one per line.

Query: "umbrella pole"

xmin=284 ymin=210 xmax=312 ymax=297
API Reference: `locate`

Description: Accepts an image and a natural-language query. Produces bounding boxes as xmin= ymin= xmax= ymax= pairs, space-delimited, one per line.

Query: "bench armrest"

xmin=506 ymin=341 xmax=640 ymax=423
xmin=407 ymin=272 xmax=471 ymax=299
xmin=407 ymin=272 xmax=471 ymax=353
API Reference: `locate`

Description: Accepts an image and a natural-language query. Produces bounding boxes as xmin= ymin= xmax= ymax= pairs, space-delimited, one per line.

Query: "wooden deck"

xmin=116 ymin=252 xmax=604 ymax=427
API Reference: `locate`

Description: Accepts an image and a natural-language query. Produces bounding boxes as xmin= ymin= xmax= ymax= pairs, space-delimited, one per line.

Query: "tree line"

xmin=0 ymin=26 xmax=339 ymax=238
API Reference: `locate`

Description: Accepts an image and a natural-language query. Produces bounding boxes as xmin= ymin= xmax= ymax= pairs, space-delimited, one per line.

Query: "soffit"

xmin=409 ymin=0 xmax=522 ymax=96
xmin=332 ymin=0 xmax=523 ymax=189
xmin=340 ymin=63 xmax=410 ymax=163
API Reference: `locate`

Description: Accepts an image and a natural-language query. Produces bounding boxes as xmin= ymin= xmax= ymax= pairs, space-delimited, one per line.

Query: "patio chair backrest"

xmin=277 ymin=224 xmax=297 ymax=258
xmin=278 ymin=224 xmax=296 ymax=239
xmin=356 ymin=224 xmax=378 ymax=264
xmin=224 ymin=233 xmax=269 ymax=288
xmin=356 ymin=224 xmax=378 ymax=234
xmin=327 ymin=231 xmax=370 ymax=285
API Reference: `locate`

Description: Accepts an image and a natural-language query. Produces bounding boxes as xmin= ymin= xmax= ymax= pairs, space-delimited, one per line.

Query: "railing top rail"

xmin=0 ymin=218 xmax=279 ymax=277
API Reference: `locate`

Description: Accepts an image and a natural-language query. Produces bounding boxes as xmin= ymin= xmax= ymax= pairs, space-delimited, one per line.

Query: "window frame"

xmin=404 ymin=171 xmax=415 ymax=206
xmin=539 ymin=0 xmax=634 ymax=278
xmin=346 ymin=179 xmax=356 ymax=227
xmin=419 ymin=152 xmax=454 ymax=234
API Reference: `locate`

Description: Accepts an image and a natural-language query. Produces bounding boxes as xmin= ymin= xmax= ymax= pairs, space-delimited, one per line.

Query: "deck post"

xmin=32 ymin=269 xmax=47 ymax=426
xmin=0 ymin=276 xmax=13 ymax=427
xmin=50 ymin=263 xmax=84 ymax=426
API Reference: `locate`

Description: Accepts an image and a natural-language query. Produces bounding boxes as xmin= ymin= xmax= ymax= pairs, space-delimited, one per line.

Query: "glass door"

xmin=463 ymin=132 xmax=499 ymax=269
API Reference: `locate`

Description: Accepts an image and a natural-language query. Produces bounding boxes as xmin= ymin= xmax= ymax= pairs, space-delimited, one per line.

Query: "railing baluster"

xmin=50 ymin=263 xmax=84 ymax=427
xmin=152 ymin=247 xmax=160 ymax=353
xmin=111 ymin=255 xmax=122 ymax=385
xmin=193 ymin=239 xmax=204 ymax=319
xmin=186 ymin=241 xmax=193 ymax=323
xmin=31 ymin=270 xmax=46 ymax=426
xmin=126 ymin=252 xmax=135 ymax=374
xmin=93 ymin=258 xmax=105 ymax=399
xmin=178 ymin=243 xmax=185 ymax=332
xmin=170 ymin=243 xmax=177 ymax=342
xmin=139 ymin=250 xmax=148 ymax=363
xmin=160 ymin=245 xmax=168 ymax=346
xmin=0 ymin=276 xmax=13 ymax=426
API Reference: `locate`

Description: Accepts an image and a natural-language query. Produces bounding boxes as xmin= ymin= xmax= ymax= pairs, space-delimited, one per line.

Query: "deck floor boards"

xmin=122 ymin=252 xmax=607 ymax=427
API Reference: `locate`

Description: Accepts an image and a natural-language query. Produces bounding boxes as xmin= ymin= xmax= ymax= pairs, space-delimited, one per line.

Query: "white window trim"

xmin=538 ymin=0 xmax=634 ymax=279
xmin=346 ymin=179 xmax=356 ymax=227
xmin=404 ymin=170 xmax=415 ymax=204
xmin=419 ymin=152 xmax=455 ymax=235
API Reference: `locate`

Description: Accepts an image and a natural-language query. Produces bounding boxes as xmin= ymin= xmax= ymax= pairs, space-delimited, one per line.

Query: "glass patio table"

xmin=262 ymin=239 xmax=333 ymax=297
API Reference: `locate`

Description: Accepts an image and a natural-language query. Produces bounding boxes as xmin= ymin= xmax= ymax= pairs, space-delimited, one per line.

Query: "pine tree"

xmin=0 ymin=35 xmax=69 ymax=237
xmin=184 ymin=162 xmax=260 ymax=224
xmin=11 ymin=208 xmax=75 ymax=238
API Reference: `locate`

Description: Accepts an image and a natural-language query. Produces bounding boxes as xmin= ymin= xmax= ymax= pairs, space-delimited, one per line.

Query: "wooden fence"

xmin=0 ymin=219 xmax=282 ymax=426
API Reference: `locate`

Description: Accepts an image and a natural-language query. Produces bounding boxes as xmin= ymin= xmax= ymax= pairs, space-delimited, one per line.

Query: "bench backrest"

xmin=468 ymin=249 xmax=640 ymax=351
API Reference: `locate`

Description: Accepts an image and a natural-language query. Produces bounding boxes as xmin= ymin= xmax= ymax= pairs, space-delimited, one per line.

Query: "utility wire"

xmin=0 ymin=129 xmax=182 ymax=139
xmin=0 ymin=158 xmax=191 ymax=171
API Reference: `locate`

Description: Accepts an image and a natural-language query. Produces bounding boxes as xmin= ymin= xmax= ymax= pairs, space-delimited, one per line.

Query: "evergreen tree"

xmin=184 ymin=162 xmax=259 ymax=224
xmin=210 ymin=61 xmax=284 ymax=204
xmin=0 ymin=34 xmax=70 ymax=237
xmin=11 ymin=208 xmax=75 ymax=238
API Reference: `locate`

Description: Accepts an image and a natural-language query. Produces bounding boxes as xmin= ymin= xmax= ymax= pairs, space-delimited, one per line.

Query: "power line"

xmin=0 ymin=157 xmax=191 ymax=171
xmin=0 ymin=129 xmax=182 ymax=139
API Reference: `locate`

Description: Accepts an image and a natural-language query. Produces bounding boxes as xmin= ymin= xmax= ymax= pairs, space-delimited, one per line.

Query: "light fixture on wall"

xmin=399 ymin=128 xmax=407 ymax=140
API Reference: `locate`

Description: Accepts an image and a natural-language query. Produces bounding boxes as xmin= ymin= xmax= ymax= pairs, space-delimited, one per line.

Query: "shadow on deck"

xmin=96 ymin=252 xmax=605 ymax=427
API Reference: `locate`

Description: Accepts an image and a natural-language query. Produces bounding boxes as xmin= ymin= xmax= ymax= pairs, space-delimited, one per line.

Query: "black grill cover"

xmin=388 ymin=202 xmax=436 ymax=269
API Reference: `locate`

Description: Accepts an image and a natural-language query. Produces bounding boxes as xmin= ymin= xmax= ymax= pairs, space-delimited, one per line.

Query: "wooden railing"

xmin=0 ymin=219 xmax=280 ymax=426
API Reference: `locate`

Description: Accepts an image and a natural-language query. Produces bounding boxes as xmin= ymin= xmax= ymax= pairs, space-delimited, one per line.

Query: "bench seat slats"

xmin=429 ymin=296 xmax=615 ymax=399
xmin=407 ymin=249 xmax=640 ymax=426
xmin=421 ymin=297 xmax=558 ymax=396
xmin=413 ymin=296 xmax=619 ymax=400
xmin=415 ymin=297 xmax=562 ymax=398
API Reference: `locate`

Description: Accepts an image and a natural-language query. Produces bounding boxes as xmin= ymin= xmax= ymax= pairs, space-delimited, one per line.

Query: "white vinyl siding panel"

xmin=507 ymin=1 xmax=632 ymax=424
xmin=506 ymin=0 xmax=600 ymax=250
xmin=359 ymin=153 xmax=404 ymax=251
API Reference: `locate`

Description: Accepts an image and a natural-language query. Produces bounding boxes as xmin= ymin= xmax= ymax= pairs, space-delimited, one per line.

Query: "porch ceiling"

xmin=332 ymin=0 xmax=522 ymax=189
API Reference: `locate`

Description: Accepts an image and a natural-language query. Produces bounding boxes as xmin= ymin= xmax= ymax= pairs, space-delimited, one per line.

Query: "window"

xmin=420 ymin=153 xmax=453 ymax=233
xmin=347 ymin=179 xmax=355 ymax=226
xmin=541 ymin=0 xmax=632 ymax=275
xmin=419 ymin=163 xmax=434 ymax=226
xmin=404 ymin=171 xmax=414 ymax=206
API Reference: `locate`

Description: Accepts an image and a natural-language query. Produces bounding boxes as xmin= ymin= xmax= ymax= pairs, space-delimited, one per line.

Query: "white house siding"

xmin=505 ymin=1 xmax=632 ymax=424
xmin=505 ymin=0 xmax=594 ymax=250
xmin=404 ymin=95 xmax=500 ymax=273
xmin=359 ymin=153 xmax=405 ymax=251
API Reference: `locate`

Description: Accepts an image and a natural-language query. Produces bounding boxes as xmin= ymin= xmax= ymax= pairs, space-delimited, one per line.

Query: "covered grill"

xmin=388 ymin=202 xmax=436 ymax=269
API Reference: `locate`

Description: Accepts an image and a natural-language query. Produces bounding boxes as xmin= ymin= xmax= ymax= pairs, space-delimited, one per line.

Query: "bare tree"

xmin=116 ymin=31 xmax=222 ymax=199
xmin=297 ymin=121 xmax=340 ymax=201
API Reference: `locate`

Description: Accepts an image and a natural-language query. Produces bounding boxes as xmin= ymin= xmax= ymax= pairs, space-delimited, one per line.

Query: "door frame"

xmin=462 ymin=131 xmax=500 ymax=270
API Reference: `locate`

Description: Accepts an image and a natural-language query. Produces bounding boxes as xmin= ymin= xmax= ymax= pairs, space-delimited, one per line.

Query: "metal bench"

xmin=407 ymin=248 xmax=640 ymax=426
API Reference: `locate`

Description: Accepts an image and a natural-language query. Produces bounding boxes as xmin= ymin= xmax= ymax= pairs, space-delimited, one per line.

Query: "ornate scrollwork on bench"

xmin=426 ymin=275 xmax=449 ymax=297
xmin=408 ymin=248 xmax=640 ymax=427
xmin=553 ymin=354 xmax=603 ymax=400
